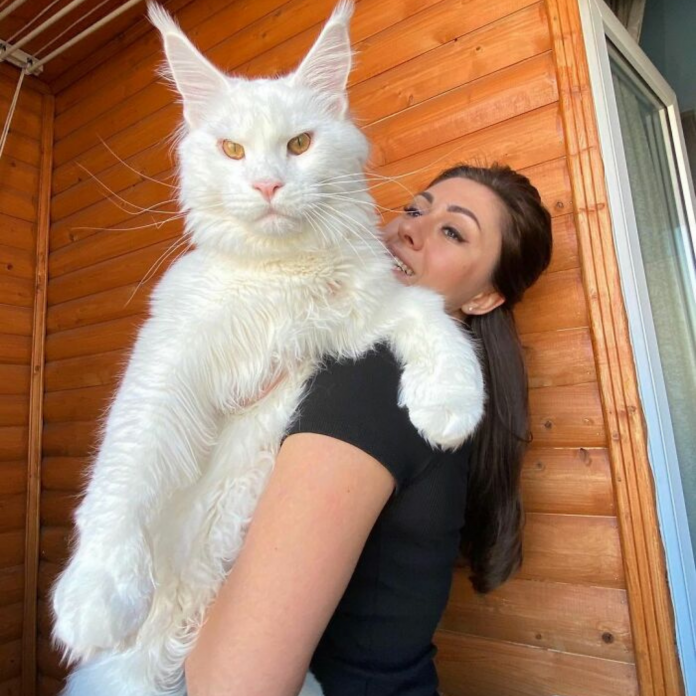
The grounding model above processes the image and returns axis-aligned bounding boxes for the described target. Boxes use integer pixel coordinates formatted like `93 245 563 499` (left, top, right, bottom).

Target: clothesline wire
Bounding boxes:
32 0 113 58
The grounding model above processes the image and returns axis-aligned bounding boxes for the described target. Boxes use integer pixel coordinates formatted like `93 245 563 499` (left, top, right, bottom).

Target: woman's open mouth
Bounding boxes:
392 255 415 276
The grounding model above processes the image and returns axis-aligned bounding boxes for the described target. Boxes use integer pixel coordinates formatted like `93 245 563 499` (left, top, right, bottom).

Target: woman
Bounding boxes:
185 163 553 696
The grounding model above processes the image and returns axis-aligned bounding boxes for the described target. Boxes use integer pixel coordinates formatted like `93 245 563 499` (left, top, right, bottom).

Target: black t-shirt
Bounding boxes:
285 344 471 696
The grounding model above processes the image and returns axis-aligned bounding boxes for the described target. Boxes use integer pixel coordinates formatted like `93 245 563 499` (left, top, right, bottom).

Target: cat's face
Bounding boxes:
149 1 369 257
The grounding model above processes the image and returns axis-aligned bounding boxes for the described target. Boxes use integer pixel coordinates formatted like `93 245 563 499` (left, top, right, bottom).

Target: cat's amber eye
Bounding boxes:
287 132 312 156
221 140 245 160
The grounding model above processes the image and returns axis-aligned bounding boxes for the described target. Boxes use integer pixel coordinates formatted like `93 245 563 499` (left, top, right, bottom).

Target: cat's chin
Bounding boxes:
254 212 303 237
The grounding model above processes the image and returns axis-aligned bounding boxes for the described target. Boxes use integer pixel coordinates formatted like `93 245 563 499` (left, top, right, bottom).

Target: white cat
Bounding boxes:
51 2 484 694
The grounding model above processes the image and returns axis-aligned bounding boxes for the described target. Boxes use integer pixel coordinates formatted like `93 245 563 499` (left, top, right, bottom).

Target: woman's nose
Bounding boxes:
398 218 423 249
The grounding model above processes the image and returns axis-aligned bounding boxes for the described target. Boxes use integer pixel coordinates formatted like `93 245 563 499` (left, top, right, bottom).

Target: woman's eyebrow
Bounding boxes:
447 205 481 231
415 191 433 203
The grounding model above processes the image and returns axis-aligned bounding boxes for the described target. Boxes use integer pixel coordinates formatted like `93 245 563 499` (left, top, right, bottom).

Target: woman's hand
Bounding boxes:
185 432 395 696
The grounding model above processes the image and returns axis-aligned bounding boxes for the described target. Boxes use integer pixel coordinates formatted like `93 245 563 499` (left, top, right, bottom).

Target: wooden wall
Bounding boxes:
29 0 645 694
0 63 50 696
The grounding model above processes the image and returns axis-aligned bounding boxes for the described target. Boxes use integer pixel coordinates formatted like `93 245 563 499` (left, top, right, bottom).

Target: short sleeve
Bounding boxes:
286 345 436 493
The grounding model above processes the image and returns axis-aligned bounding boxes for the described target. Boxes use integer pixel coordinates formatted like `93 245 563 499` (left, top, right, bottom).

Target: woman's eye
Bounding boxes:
403 206 421 217
443 226 464 242
288 132 312 155
221 140 245 160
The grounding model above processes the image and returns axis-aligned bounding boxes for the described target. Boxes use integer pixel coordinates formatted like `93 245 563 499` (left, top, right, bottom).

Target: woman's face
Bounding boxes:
382 177 505 317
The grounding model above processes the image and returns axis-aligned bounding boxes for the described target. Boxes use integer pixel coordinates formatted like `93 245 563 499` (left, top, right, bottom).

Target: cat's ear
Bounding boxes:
291 1 354 117
148 2 228 128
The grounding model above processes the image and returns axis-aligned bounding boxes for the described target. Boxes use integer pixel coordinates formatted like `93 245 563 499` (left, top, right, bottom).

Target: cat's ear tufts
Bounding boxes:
148 2 229 129
291 0 354 117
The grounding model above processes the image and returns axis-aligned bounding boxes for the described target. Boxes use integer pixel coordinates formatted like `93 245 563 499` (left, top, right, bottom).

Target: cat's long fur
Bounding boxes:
51 3 485 694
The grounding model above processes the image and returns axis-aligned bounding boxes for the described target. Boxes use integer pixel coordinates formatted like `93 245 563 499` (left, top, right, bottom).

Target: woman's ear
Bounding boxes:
463 289 505 316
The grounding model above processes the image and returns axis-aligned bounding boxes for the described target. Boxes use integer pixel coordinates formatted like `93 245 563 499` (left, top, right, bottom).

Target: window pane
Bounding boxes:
610 45 696 555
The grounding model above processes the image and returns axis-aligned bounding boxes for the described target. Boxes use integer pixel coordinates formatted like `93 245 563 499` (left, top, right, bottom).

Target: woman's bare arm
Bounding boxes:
185 432 395 696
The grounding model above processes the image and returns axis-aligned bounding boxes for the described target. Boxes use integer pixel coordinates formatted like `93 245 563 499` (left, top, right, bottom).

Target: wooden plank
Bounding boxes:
515 267 589 334
24 92 53 696
0 463 26 495
42 458 89 493
39 493 78 528
47 282 153 333
0 567 23 608
529 383 605 447
0 532 24 569
0 305 32 337
547 1 684 692
50 0 196 94
37 675 62 696
51 170 179 249
548 212 579 274
36 639 65 682
39 528 73 566
0 495 24 532
0 399 27 437
441 575 633 662
0 366 30 395
36 562 61 603
520 513 624 588
351 3 549 125
434 630 639 696
54 0 291 118
0 245 35 280
0 160 39 205
45 315 143 363
522 327 596 388
36 599 52 641
44 351 128 392
0 188 37 224
0 130 41 170
0 603 23 643
44 385 114 424
0 334 32 365
240 0 540 86
51 103 181 200
47 239 176 306
366 52 559 168
0 428 27 462
0 213 35 253
0 677 21 696
41 423 98 459
0 276 33 308
522 447 615 516
0 641 21 682
50 140 175 223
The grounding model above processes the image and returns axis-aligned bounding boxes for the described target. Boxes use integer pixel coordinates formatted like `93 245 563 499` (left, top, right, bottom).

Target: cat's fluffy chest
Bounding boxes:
142 247 386 410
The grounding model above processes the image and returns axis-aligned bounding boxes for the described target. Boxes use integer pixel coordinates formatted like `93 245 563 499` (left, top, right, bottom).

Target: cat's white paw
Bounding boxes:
52 545 154 661
399 356 485 450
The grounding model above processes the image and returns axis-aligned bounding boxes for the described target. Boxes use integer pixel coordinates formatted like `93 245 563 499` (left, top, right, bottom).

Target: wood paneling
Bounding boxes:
440 575 633 662
434 631 639 696
0 69 47 695
547 0 685 692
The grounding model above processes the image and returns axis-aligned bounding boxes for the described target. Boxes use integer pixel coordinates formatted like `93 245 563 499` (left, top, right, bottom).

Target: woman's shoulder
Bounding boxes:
287 345 439 492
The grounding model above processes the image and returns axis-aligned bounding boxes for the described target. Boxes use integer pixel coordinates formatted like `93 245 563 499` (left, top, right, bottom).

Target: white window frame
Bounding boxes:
579 0 696 692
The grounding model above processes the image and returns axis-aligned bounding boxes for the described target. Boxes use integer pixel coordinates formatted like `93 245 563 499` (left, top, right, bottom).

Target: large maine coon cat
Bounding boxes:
51 3 485 694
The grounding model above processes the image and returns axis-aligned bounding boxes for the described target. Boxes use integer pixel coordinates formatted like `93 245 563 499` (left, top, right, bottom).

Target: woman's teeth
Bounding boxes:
393 257 415 276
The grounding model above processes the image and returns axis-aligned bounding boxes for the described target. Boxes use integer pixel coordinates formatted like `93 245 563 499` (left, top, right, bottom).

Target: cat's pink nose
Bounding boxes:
253 180 284 201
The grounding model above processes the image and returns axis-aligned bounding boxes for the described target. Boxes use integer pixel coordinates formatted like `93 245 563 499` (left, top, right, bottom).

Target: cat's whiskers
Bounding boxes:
76 162 180 217
317 191 402 216
310 204 370 271
312 201 385 264
126 234 191 306
98 135 179 190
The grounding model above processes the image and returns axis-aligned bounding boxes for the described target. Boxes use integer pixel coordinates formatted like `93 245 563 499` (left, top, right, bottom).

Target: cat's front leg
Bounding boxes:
389 286 485 450
52 326 221 662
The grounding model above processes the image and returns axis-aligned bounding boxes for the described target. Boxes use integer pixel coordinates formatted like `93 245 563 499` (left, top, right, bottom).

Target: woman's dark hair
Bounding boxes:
428 163 552 594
